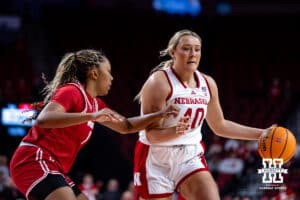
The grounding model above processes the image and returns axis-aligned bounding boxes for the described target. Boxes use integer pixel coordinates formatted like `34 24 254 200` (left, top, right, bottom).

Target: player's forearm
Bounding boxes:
102 111 165 134
36 111 93 128
212 119 263 140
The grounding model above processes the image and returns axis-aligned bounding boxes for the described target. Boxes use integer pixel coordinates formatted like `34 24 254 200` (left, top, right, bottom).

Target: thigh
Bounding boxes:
29 173 82 200
139 197 173 200
148 198 173 200
45 186 77 200
178 171 220 200
76 193 89 200
44 185 88 200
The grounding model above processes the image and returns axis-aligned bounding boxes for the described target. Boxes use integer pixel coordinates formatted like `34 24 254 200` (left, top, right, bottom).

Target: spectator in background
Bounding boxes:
120 190 134 200
216 151 245 195
0 155 9 182
0 177 25 200
78 173 99 200
0 155 15 199
217 152 244 176
224 139 240 152
206 135 224 157
272 184 296 200
126 180 135 195
103 178 121 200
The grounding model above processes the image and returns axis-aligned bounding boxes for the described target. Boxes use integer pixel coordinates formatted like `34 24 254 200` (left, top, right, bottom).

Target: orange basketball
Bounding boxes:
258 126 297 163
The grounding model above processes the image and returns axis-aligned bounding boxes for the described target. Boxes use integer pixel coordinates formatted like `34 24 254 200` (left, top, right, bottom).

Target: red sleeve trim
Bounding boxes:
160 70 173 101
202 73 212 99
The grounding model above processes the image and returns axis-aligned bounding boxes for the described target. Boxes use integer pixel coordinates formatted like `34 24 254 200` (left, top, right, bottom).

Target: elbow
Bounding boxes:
35 115 52 128
118 119 136 134
210 125 225 137
118 129 129 134
146 134 160 144
209 119 227 137
117 126 136 134
213 130 224 137
35 118 47 128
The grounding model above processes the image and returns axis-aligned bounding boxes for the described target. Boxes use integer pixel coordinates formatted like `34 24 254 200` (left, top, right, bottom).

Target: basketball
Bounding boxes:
258 126 297 163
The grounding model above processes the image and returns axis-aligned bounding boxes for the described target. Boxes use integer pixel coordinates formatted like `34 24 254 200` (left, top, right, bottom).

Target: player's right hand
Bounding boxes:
92 108 123 123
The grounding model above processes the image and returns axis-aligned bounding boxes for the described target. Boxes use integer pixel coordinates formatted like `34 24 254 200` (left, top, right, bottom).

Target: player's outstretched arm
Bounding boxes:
35 102 123 128
98 104 180 134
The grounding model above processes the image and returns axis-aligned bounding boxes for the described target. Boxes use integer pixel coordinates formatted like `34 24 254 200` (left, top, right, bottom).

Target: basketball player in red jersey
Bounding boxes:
134 30 272 200
9 49 189 200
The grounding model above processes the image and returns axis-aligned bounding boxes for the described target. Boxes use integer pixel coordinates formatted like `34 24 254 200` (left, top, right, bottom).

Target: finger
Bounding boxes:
271 124 278 128
108 114 123 122
183 116 190 122
166 110 179 117
111 114 123 121
176 127 186 135
168 104 180 112
97 115 110 123
176 122 190 134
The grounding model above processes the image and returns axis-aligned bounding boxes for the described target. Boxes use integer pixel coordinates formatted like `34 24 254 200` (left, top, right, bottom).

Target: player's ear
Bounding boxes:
170 51 174 58
88 67 99 80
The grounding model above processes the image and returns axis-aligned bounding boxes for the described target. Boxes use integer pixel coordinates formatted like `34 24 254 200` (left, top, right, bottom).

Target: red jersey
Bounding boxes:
22 83 107 173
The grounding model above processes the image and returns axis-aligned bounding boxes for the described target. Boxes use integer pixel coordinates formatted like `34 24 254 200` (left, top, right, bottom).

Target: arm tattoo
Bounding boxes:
124 118 133 130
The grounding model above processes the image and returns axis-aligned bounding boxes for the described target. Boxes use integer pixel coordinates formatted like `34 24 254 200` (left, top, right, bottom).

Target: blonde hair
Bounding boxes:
43 49 106 103
150 29 202 74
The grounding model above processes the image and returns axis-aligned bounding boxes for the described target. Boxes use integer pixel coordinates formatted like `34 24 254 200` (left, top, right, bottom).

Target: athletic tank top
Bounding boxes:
139 67 211 146
22 82 107 173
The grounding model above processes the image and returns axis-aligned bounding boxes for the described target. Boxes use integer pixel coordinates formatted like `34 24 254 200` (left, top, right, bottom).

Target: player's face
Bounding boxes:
172 35 201 72
96 59 113 96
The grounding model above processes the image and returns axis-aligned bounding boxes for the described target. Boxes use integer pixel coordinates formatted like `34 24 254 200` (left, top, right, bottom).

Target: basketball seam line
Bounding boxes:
270 127 277 159
278 128 288 160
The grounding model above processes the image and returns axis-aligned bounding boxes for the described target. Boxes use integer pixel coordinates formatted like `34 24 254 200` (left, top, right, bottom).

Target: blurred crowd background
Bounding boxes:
0 0 299 199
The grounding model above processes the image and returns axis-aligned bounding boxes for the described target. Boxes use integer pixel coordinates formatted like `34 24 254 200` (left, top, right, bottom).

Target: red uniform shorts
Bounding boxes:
10 142 75 199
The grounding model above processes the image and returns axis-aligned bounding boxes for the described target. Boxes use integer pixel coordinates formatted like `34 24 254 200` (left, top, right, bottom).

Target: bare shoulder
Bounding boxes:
202 73 217 88
142 71 170 97
145 71 168 86
140 70 171 113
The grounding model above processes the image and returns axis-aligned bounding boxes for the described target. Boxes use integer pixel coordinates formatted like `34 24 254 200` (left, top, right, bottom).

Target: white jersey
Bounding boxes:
139 67 211 146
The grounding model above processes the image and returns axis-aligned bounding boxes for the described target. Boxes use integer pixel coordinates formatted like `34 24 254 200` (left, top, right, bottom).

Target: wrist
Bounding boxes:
156 110 165 118
86 113 94 121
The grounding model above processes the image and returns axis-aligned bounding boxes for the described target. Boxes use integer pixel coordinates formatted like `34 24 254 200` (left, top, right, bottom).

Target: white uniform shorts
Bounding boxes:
133 141 208 199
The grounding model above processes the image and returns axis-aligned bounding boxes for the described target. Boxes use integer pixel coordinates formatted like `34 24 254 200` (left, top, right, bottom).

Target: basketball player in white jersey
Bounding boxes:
134 30 271 200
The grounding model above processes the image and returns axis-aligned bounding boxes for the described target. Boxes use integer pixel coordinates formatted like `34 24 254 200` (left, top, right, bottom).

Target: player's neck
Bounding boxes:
85 83 97 98
172 66 194 83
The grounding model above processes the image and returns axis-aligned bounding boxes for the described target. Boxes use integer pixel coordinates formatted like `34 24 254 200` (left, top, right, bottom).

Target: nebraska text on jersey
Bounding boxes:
174 97 208 105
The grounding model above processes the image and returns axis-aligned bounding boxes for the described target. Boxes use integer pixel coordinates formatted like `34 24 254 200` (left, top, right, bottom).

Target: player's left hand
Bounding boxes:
175 116 190 135
262 124 278 137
